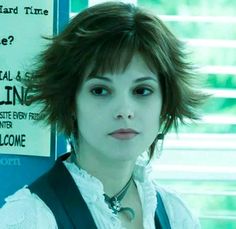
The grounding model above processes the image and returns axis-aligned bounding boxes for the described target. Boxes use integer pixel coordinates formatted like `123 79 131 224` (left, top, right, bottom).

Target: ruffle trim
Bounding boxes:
64 160 157 229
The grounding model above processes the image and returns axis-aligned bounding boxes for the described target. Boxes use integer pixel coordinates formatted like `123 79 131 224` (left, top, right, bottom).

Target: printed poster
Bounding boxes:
0 0 54 156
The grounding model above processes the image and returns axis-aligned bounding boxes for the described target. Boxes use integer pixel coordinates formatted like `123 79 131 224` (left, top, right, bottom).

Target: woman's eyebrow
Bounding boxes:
86 76 112 82
135 77 158 83
86 76 158 83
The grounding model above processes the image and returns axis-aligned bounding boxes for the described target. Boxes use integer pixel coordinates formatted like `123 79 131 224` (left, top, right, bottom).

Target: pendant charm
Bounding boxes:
103 176 134 218
111 197 121 213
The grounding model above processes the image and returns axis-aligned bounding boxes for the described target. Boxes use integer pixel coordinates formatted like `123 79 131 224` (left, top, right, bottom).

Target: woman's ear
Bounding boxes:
152 133 165 159
155 133 164 158
72 114 78 134
148 133 165 161
68 115 79 153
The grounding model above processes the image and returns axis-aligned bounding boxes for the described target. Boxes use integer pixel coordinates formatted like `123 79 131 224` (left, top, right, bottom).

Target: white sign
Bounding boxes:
0 0 54 157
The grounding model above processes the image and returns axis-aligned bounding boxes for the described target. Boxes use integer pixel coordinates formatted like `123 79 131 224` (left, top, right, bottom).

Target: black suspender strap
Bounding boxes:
155 191 171 229
28 153 97 229
29 153 171 229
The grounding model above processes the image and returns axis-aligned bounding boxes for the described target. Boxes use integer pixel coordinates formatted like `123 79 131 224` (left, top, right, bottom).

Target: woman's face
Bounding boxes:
75 54 162 163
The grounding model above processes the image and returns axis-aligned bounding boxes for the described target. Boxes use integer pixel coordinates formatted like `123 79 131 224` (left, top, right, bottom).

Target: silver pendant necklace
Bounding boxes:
104 176 135 220
71 151 135 220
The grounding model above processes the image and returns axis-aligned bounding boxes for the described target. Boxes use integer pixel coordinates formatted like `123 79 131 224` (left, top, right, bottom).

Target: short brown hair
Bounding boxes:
25 2 207 157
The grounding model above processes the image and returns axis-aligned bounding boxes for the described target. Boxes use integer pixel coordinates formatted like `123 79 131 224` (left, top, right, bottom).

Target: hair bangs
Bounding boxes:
85 31 139 79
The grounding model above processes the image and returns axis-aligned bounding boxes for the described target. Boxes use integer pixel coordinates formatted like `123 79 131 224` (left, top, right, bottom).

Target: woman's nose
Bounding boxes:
113 97 135 120
115 112 135 120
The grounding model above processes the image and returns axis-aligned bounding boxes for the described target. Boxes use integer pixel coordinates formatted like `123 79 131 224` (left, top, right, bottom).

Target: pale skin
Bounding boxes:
70 53 163 229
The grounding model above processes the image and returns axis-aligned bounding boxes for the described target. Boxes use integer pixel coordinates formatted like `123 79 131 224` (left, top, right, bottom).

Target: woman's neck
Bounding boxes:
72 151 136 197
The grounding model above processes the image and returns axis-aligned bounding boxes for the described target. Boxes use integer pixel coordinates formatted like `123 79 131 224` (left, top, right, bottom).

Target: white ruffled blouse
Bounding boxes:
0 161 200 229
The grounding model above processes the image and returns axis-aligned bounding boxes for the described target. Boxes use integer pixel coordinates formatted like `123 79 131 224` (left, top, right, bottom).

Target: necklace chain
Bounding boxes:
104 176 135 220
71 151 135 220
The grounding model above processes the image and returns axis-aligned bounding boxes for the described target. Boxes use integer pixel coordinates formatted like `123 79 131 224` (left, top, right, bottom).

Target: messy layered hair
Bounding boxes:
26 2 207 158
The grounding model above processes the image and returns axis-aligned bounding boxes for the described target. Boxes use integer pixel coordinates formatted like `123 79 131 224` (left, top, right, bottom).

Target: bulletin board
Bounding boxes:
0 0 69 206
0 1 54 157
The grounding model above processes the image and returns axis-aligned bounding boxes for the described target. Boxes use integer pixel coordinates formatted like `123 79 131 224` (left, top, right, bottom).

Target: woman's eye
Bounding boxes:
90 87 109 96
134 87 153 96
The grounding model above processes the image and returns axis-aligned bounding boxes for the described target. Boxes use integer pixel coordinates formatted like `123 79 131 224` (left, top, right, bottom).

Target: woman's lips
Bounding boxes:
110 132 138 140
109 129 139 140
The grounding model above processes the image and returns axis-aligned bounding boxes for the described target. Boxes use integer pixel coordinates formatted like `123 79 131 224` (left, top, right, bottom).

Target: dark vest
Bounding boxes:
28 153 171 229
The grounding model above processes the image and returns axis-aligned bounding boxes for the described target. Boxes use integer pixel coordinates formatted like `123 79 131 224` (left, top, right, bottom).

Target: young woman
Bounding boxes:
0 2 206 228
